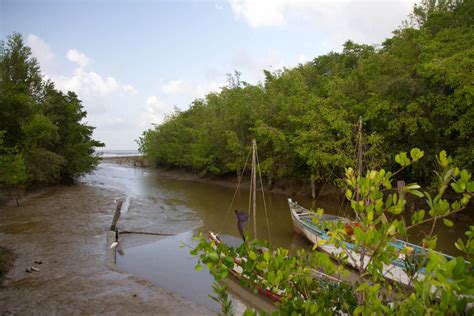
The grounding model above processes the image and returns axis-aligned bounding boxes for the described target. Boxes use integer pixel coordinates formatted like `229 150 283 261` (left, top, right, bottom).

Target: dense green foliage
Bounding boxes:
0 33 103 197
191 150 474 315
139 0 473 190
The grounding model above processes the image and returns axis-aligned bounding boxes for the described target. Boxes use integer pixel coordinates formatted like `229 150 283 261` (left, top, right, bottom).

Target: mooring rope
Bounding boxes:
256 148 272 243
247 161 253 236
219 146 252 234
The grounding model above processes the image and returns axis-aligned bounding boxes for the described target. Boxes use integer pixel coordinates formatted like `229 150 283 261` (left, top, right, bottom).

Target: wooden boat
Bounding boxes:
208 231 283 302
288 198 455 286
208 231 344 302
207 140 344 304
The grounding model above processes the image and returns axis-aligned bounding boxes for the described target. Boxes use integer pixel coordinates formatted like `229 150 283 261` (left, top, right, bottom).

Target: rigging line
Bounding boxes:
255 147 272 243
343 200 351 220
219 146 252 233
248 162 253 237
337 194 345 217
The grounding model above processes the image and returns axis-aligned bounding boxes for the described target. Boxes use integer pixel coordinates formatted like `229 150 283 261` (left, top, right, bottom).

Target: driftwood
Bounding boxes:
119 230 175 236
109 199 123 231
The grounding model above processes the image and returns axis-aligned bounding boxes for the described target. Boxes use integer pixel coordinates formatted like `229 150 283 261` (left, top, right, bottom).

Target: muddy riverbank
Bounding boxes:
0 184 211 314
4 158 467 314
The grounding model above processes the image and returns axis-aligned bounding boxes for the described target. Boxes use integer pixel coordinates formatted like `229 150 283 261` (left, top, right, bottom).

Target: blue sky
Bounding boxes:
1 0 417 150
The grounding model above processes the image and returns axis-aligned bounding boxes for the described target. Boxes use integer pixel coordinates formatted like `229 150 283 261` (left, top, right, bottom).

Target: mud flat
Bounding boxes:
0 184 211 315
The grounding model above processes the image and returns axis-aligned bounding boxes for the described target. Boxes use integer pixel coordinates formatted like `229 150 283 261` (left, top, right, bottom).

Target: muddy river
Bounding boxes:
81 161 472 313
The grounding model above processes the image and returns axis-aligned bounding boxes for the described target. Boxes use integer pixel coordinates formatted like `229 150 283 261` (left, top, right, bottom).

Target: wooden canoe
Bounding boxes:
288 198 455 286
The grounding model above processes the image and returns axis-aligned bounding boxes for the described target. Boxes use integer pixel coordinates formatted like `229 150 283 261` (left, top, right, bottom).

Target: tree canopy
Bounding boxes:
0 33 103 198
139 0 473 191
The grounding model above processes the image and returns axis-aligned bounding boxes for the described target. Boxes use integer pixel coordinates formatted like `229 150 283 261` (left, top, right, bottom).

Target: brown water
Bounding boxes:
81 162 472 312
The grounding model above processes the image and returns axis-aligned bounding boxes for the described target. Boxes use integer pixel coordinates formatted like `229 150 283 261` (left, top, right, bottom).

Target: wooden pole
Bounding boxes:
252 139 257 239
356 117 363 202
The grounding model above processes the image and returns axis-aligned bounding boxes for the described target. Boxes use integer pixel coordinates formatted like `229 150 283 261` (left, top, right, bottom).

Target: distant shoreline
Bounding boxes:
95 150 141 158
101 155 145 167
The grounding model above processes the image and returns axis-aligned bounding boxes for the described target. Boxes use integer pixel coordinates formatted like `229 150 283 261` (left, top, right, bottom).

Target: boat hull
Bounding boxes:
287 198 428 286
208 232 282 302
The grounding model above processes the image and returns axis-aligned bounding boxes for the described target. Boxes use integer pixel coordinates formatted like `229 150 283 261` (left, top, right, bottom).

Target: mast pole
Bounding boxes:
356 116 363 202
252 139 257 239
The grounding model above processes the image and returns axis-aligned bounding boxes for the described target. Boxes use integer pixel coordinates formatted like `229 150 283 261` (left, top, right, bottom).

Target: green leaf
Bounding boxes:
224 256 234 268
390 206 403 215
256 262 267 271
357 282 370 292
194 264 203 271
467 181 474 193
243 309 257 316
405 183 420 190
451 183 464 193
443 218 453 227
375 199 383 212
367 210 374 223
387 224 396 236
209 252 219 261
460 169 470 182
263 251 271 262
345 189 353 200
438 150 449 167
354 306 364 315
410 148 424 161
395 153 402 165
454 240 465 251
249 251 257 261
353 227 365 243
267 271 276 284
411 209 425 225
408 189 424 198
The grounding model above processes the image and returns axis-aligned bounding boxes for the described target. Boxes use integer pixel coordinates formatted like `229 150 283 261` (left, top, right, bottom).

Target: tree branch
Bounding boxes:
405 206 467 230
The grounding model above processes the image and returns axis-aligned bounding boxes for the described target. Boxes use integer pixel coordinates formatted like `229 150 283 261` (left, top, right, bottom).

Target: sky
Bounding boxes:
1 0 418 150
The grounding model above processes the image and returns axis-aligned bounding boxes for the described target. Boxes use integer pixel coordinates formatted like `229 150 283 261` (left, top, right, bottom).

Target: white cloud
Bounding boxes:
229 0 286 27
26 34 57 75
161 79 185 95
66 49 90 68
228 0 417 48
26 34 141 149
195 81 224 98
26 34 136 99
143 95 171 126
297 54 309 64
54 68 120 96
160 78 224 100
123 84 138 95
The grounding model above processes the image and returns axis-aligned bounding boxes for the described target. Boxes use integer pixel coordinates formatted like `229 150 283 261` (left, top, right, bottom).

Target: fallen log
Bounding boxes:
119 230 175 236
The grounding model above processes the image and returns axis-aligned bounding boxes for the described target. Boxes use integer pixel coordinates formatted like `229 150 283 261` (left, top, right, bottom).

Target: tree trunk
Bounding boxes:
237 167 242 183
268 177 273 190
310 174 316 199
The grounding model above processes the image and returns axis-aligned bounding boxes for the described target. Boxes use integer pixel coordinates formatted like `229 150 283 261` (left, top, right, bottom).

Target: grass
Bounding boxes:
0 247 14 286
